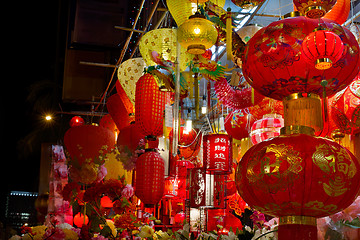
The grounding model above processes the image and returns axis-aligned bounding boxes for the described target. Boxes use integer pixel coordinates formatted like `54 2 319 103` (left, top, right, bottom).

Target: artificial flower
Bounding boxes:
139 225 155 238
153 230 170 240
63 228 80 240
121 184 134 199
250 211 266 229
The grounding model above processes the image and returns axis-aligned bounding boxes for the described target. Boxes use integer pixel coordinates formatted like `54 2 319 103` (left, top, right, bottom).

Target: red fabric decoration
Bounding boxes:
224 110 253 140
236 133 360 237
64 125 115 165
250 114 284 145
203 134 232 174
135 150 165 207
70 116 84 127
107 93 133 131
74 213 89 227
302 30 344 70
135 73 166 139
242 16 359 100
248 97 284 120
293 0 337 18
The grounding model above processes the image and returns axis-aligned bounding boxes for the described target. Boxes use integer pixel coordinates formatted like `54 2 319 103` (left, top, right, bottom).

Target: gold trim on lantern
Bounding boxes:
188 44 206 55
279 216 317 226
280 125 315 135
282 11 302 19
315 58 332 70
305 6 326 19
284 92 320 101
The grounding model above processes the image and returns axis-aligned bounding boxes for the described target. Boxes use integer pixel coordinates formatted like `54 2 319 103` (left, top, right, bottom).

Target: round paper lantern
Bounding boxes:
107 93 133 132
117 58 146 106
178 13 218 55
74 213 89 227
99 114 118 134
302 30 345 70
135 150 165 207
231 0 265 10
203 134 232 174
64 125 115 165
117 123 144 152
224 110 253 140
139 28 193 71
236 127 360 239
250 114 284 145
169 127 202 160
100 196 114 208
323 0 350 25
242 16 359 101
70 116 84 127
135 73 166 140
293 0 337 18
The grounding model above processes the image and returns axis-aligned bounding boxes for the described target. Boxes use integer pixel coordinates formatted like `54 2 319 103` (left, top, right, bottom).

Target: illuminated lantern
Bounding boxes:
135 150 165 207
64 125 115 165
231 0 265 10
293 0 337 18
174 212 186 224
178 13 218 55
203 134 232 174
302 29 345 70
74 213 89 227
250 114 284 145
100 196 114 208
135 73 166 141
169 127 201 160
236 126 360 240
242 16 359 101
164 176 179 198
224 110 253 140
107 93 133 132
70 116 84 127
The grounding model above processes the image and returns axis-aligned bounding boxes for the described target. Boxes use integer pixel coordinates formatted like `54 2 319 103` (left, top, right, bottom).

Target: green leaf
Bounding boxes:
133 222 142 228
149 216 157 221
341 217 360 229
130 214 137 221
100 225 112 238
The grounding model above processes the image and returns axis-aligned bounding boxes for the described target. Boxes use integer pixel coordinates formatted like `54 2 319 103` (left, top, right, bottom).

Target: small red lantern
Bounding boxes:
73 212 89 227
70 116 84 127
236 127 360 239
135 73 166 140
174 212 186 224
224 110 253 140
203 134 232 174
169 127 202 160
302 29 345 70
135 150 165 207
250 114 284 145
164 176 179 198
293 0 337 18
100 196 114 208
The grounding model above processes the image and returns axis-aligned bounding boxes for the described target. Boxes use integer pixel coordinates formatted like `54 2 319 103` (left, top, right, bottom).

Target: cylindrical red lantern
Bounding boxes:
73 212 89 228
135 73 166 140
236 127 360 240
70 116 84 127
64 125 115 165
224 110 253 140
302 30 345 70
203 134 232 174
242 16 359 101
250 114 284 145
293 0 337 18
135 150 165 207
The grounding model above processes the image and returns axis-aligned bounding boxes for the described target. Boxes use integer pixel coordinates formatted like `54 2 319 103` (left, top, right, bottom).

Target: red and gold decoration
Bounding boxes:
224 110 253 140
69 116 84 127
135 150 165 207
250 114 284 145
323 0 350 25
231 0 265 10
203 133 232 174
236 127 360 239
293 0 337 18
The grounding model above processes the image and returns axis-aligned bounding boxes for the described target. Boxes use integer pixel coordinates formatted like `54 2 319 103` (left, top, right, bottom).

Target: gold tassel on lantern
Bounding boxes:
226 8 232 61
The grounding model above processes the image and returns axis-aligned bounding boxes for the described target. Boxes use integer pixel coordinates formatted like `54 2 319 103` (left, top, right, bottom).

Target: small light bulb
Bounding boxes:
194 27 201 35
45 115 52 121
201 106 207 114
185 119 192 134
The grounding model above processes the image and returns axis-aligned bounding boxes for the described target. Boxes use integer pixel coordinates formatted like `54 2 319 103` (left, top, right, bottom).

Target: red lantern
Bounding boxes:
250 114 284 145
323 0 350 25
107 93 133 132
135 73 166 140
231 0 265 10
242 16 359 101
70 116 84 127
224 110 253 140
189 167 206 207
203 134 232 174
236 128 360 239
73 212 89 227
64 125 115 165
164 176 179 198
169 127 202 160
248 97 284 120
174 212 186 224
302 30 345 70
293 0 337 18
100 196 114 208
99 114 118 133
117 123 145 152
135 150 165 207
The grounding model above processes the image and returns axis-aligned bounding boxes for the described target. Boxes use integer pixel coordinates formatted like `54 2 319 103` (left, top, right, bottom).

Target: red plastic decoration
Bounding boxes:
107 93 133 131
100 196 114 208
70 116 84 127
64 125 115 165
250 114 284 145
242 16 359 100
203 134 232 174
135 73 166 139
236 133 360 239
73 213 89 227
224 110 253 140
135 150 165 207
293 0 337 18
302 30 345 70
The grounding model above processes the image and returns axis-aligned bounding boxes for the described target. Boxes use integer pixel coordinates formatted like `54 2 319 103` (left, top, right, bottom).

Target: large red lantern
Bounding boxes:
203 134 232 174
293 0 337 18
242 16 359 101
135 150 165 207
135 73 166 140
302 29 345 70
236 127 360 240
64 125 115 165
250 114 284 145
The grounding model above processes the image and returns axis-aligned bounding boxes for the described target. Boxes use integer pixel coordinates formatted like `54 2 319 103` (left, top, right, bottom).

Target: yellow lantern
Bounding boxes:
139 28 193 71
178 13 218 55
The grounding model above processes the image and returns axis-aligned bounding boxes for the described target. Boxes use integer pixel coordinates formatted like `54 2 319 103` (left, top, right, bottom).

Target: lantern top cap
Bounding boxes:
282 11 302 19
283 92 320 101
189 12 206 20
280 125 315 135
